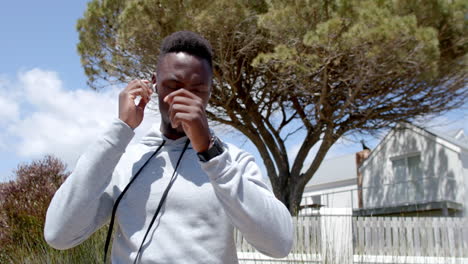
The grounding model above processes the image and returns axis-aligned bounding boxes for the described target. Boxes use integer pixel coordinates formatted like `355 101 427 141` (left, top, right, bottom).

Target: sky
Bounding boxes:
0 1 467 183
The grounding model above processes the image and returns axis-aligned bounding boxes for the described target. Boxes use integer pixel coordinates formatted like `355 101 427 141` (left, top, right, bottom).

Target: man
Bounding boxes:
44 31 293 264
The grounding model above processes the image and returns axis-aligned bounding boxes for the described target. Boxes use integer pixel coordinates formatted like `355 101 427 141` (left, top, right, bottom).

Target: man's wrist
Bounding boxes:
118 117 136 130
192 132 212 152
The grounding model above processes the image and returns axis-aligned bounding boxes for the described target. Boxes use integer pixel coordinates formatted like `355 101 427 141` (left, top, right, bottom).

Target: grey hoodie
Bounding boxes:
44 118 293 263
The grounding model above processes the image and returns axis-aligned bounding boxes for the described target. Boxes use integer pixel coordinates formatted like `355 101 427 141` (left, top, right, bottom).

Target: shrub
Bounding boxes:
0 155 108 263
0 155 67 253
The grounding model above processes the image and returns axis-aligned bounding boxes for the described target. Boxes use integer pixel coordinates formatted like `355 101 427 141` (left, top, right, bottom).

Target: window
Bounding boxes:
407 155 422 180
391 154 423 203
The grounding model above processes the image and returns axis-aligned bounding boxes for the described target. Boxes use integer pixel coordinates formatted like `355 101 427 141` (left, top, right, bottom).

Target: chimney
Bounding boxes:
356 149 370 209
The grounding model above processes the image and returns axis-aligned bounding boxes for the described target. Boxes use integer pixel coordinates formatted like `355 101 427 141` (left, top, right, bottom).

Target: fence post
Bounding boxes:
319 208 353 264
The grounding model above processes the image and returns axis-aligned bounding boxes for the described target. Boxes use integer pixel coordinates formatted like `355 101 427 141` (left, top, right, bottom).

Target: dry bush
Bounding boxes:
0 155 68 260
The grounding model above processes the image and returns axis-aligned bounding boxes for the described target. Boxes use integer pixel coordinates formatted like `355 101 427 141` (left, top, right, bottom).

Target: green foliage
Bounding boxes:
257 0 466 81
76 0 270 88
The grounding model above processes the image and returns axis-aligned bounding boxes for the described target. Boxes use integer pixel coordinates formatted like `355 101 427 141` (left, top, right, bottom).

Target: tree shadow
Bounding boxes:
362 125 459 215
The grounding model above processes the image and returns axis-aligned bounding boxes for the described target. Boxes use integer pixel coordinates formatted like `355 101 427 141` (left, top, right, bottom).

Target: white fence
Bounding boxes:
236 216 468 264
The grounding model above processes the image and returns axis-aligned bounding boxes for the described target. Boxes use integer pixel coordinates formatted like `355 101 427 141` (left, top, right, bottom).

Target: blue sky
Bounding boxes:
0 1 466 183
0 0 90 180
0 1 89 90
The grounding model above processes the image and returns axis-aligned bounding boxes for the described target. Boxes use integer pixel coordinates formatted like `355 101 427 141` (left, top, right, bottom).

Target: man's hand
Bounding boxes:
119 80 153 129
164 89 211 152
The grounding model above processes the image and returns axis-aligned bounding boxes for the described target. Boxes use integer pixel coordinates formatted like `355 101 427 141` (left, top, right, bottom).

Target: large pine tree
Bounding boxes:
76 0 467 214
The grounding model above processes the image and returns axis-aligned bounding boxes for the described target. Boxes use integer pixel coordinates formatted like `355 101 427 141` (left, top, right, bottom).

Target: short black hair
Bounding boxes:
158 31 213 70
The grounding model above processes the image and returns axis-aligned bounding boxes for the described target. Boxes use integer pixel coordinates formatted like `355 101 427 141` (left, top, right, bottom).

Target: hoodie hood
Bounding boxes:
139 123 192 150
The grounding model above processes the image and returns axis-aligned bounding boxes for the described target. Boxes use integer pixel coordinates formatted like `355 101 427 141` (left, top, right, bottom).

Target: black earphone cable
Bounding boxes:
103 139 191 264
133 139 190 264
103 140 166 263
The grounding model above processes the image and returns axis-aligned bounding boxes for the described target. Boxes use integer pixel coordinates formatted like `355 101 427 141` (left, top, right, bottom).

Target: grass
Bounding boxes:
0 227 107 264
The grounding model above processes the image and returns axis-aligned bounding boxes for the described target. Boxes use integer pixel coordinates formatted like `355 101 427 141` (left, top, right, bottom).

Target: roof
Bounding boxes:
425 127 468 150
306 153 356 186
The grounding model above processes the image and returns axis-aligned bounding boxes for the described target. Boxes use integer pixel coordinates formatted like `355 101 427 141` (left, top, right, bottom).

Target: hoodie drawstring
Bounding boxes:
133 139 190 264
103 139 191 263
104 140 167 263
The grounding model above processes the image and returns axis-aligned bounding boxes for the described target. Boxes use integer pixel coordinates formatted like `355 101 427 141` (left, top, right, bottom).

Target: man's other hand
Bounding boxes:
119 79 153 129
164 88 211 152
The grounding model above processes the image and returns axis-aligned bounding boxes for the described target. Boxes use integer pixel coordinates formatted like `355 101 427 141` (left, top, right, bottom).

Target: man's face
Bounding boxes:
155 52 212 137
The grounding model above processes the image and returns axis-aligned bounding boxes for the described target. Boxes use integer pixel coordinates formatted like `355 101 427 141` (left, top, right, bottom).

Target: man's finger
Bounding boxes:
129 88 150 103
171 112 193 129
168 96 200 107
164 88 198 104
126 79 151 93
168 104 196 128
137 94 149 109
137 79 152 94
128 89 147 101
137 80 153 100
123 79 139 92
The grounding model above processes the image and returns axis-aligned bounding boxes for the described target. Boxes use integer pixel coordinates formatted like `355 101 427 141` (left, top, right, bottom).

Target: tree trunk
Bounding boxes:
270 170 307 216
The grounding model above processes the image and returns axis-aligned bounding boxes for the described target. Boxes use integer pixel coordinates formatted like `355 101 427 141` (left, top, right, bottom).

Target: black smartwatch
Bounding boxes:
197 136 224 162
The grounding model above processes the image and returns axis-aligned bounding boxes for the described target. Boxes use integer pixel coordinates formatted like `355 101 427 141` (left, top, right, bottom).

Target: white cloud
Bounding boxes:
0 95 19 125
0 68 160 169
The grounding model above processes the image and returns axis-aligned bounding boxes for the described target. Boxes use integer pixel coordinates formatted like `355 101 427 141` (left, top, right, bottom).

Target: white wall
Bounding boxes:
301 184 358 216
461 151 468 216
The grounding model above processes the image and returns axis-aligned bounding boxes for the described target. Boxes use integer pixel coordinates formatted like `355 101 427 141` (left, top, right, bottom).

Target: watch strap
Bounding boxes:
197 136 224 162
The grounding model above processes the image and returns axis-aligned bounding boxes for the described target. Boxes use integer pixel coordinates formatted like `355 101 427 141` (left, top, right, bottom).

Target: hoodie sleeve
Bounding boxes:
44 118 134 250
200 144 294 258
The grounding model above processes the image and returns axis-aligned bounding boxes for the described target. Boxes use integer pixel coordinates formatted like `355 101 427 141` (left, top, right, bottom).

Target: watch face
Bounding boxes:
197 137 224 162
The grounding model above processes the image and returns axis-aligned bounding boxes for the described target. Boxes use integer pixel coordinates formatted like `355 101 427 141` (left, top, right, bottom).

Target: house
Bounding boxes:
300 153 361 215
300 123 468 217
356 123 468 217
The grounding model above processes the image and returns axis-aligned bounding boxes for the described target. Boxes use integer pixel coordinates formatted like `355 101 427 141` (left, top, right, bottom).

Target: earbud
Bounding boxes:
152 83 157 93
